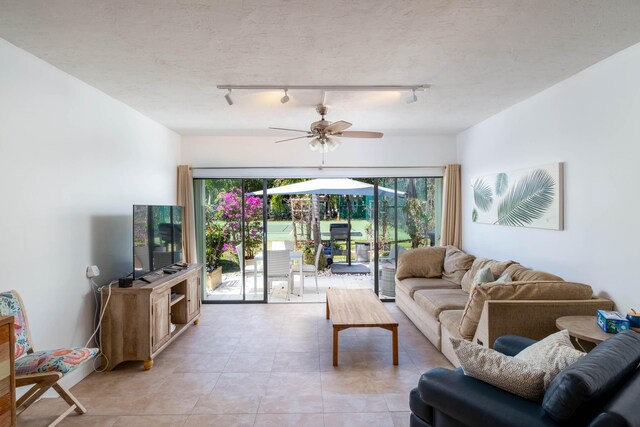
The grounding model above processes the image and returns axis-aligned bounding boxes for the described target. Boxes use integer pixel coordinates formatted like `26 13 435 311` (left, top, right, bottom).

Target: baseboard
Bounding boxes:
16 360 96 399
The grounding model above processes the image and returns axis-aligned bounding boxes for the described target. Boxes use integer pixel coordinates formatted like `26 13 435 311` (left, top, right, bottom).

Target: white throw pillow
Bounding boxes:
451 338 546 401
515 330 585 388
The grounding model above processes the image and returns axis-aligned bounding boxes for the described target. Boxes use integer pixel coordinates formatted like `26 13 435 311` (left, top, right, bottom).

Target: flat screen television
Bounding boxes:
133 205 183 279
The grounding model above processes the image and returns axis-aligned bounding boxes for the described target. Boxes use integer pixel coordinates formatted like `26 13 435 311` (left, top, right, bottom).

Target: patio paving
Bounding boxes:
205 271 393 303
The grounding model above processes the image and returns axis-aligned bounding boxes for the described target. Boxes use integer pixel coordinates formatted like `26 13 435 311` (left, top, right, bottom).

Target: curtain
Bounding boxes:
177 165 197 263
441 164 462 248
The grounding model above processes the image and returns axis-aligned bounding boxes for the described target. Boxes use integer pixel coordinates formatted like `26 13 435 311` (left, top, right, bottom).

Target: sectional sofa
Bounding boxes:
395 246 613 366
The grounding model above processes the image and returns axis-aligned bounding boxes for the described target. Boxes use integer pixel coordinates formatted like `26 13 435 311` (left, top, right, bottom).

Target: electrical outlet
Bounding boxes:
86 265 100 278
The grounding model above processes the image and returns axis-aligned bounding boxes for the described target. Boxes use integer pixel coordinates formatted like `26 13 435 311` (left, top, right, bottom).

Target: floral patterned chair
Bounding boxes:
0 290 98 426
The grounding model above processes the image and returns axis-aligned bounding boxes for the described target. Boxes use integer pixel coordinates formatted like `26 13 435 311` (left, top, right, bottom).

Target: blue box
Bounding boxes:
597 310 630 334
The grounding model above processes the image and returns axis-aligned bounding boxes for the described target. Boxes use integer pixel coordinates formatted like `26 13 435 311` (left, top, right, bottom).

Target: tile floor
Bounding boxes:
19 302 452 426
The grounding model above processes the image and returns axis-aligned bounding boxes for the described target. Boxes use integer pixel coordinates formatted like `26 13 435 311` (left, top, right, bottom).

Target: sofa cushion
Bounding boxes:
458 281 594 339
451 338 546 401
442 246 475 285
396 247 446 280
542 330 640 422
461 258 517 293
503 264 564 282
396 278 460 298
439 310 465 334
413 289 469 319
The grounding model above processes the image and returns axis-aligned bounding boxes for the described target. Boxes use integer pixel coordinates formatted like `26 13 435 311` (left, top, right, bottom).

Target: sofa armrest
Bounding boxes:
473 298 613 348
418 368 553 427
493 335 537 356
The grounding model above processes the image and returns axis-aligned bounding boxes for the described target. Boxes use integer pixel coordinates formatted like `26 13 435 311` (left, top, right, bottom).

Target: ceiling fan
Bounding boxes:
270 104 383 159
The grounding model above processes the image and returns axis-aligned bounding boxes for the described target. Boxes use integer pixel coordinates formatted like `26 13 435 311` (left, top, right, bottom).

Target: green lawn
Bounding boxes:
265 219 410 243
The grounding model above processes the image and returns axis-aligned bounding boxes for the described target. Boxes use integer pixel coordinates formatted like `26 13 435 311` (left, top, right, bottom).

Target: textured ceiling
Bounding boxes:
1 1 640 135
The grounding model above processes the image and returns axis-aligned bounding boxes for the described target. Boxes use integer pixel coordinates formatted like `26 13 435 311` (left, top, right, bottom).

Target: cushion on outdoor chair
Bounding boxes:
15 347 98 376
0 291 32 358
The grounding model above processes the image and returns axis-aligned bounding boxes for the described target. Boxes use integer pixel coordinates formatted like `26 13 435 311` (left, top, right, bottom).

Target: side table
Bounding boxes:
556 315 612 352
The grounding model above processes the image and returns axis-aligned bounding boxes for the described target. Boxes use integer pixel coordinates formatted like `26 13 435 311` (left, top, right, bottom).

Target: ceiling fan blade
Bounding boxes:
338 131 384 138
269 127 311 134
274 135 313 144
325 121 352 134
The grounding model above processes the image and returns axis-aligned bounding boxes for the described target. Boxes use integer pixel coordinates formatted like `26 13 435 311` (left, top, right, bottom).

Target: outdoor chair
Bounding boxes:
292 243 323 295
259 250 294 300
271 241 294 250
0 290 98 426
236 243 259 294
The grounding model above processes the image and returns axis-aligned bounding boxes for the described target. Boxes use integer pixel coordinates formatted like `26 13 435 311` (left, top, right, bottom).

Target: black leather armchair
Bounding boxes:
410 331 640 427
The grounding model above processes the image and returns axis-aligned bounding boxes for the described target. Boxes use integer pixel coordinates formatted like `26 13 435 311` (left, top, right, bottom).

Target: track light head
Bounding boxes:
406 89 417 104
224 89 233 106
280 89 290 104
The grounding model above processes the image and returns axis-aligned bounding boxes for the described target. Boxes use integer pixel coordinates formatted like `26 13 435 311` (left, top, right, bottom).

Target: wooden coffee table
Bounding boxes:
326 288 399 366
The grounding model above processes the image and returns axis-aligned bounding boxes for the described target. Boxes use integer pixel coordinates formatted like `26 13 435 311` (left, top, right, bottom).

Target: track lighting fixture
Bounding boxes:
224 89 233 106
216 85 430 106
280 89 290 104
406 89 418 104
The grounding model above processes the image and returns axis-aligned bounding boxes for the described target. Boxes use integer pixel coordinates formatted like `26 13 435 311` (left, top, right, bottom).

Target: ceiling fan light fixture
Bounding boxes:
308 138 321 151
406 89 417 104
280 89 290 104
224 89 233 106
326 136 342 152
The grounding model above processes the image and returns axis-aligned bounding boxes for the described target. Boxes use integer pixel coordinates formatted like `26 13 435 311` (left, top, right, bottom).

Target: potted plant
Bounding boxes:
205 221 226 292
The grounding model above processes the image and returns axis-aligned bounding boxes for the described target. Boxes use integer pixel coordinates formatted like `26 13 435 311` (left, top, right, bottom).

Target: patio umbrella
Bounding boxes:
250 178 404 265
249 178 403 197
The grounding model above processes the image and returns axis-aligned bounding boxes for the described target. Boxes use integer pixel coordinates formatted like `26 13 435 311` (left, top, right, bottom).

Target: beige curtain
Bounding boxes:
441 164 462 248
177 165 197 264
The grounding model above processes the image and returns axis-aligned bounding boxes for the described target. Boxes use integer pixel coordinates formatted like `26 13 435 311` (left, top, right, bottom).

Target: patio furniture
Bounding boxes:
330 223 351 264
292 243 323 295
235 243 259 293
255 250 294 300
254 250 303 297
0 290 98 426
271 241 294 250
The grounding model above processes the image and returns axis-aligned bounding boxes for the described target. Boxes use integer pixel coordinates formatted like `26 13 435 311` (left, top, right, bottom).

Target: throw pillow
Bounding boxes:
460 258 517 293
442 246 475 285
473 267 494 286
494 273 512 283
450 338 546 401
515 330 585 387
395 247 446 280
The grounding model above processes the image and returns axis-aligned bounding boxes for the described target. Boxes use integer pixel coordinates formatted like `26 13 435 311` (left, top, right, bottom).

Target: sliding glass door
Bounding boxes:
195 176 443 304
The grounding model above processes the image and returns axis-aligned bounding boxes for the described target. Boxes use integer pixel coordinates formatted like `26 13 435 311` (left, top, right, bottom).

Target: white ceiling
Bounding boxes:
1 1 640 136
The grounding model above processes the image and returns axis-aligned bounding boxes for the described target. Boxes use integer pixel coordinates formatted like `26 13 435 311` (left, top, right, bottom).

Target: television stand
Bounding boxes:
100 264 202 370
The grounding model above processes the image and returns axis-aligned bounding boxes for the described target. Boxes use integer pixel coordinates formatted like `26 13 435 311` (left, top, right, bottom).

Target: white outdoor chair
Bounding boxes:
271 241 294 250
236 243 259 294
259 250 294 300
292 243 323 295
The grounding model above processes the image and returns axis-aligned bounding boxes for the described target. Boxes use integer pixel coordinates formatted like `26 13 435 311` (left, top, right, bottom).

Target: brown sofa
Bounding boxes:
395 246 613 366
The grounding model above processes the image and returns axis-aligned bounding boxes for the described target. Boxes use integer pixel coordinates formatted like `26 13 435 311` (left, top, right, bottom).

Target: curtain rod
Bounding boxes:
190 166 444 170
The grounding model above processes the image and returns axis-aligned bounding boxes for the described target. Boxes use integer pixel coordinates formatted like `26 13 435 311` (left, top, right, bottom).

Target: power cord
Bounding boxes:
86 278 116 373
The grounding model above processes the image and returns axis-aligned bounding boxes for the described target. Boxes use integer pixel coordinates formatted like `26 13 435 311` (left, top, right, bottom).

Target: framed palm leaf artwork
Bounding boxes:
471 163 564 230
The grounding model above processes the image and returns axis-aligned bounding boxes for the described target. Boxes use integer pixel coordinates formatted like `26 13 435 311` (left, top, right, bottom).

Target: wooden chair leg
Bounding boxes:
48 403 77 427
16 376 58 415
52 383 86 414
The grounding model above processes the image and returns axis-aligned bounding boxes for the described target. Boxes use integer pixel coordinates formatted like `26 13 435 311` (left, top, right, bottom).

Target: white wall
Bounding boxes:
0 39 181 386
181 134 457 171
457 42 640 313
